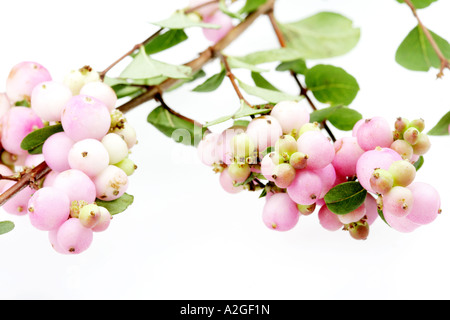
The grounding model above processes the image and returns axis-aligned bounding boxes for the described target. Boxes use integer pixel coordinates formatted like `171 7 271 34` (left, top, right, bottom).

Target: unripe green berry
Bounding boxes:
390 139 413 160
289 152 308 170
370 168 394 194
69 200 89 218
388 160 416 187
272 163 296 189
114 157 137 176
395 117 409 133
79 203 101 229
347 219 369 241
228 162 251 183
409 118 425 132
231 133 255 161
297 122 320 138
297 203 316 216
403 127 419 145
275 135 298 160
412 133 431 155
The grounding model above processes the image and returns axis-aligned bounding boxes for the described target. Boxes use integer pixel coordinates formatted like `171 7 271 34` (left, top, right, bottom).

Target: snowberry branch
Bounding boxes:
403 0 450 78
266 9 336 142
220 54 253 107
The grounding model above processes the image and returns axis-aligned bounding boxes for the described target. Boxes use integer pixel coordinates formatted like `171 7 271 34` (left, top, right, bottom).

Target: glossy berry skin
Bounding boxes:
332 137 365 177
52 169 97 204
356 117 394 151
262 193 300 231
287 170 322 205
68 139 110 177
56 218 93 255
28 187 70 231
42 132 75 172
297 131 335 170
93 165 129 201
406 182 441 225
318 205 344 231
61 95 111 141
382 186 414 218
6 61 52 103
80 81 117 111
30 81 72 122
246 116 283 153
270 101 310 135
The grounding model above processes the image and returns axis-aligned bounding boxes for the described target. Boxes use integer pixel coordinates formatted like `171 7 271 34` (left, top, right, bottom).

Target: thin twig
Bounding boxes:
266 9 336 142
403 0 450 78
220 54 253 107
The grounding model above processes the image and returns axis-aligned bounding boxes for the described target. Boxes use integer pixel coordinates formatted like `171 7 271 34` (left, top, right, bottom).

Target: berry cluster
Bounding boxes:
0 61 137 254
198 101 441 240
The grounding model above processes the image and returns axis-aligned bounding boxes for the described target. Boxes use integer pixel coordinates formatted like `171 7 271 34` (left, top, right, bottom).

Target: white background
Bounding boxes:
0 0 449 300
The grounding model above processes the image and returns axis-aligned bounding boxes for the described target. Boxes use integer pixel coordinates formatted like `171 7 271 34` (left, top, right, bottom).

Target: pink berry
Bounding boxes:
272 163 296 188
364 195 379 226
52 169 97 203
382 186 414 218
338 203 366 224
79 81 117 111
383 209 421 233
246 116 283 153
332 137 365 177
6 61 52 103
287 170 322 205
202 11 234 43
356 117 393 151
2 181 34 216
310 163 337 199
0 93 11 120
318 205 344 231
93 165 128 201
42 132 75 172
297 131 335 170
260 152 276 182
406 182 441 225
92 207 112 232
56 218 93 254
48 229 69 254
262 193 300 231
28 187 70 231
68 139 110 177
31 81 72 122
197 132 221 166
219 167 244 194
61 95 111 141
270 101 310 135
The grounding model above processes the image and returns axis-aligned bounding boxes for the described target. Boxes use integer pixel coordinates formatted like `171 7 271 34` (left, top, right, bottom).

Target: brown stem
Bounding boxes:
99 28 164 80
403 0 449 78
0 162 51 207
118 0 276 113
267 9 336 142
220 54 253 107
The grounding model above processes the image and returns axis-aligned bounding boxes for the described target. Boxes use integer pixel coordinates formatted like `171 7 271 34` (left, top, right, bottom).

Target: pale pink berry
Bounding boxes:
6 61 52 103
356 117 393 151
31 81 72 122
246 116 283 153
28 187 70 231
382 186 414 218
197 132 221 166
0 93 11 121
0 164 14 191
297 131 335 170
219 167 244 194
56 218 93 254
202 11 234 43
260 152 276 182
318 205 344 231
92 207 112 232
352 119 364 137
216 127 246 165
111 122 137 149
68 139 110 177
272 163 296 189
390 139 413 160
332 137 365 177
364 195 379 226
383 209 421 233
406 182 441 225
2 181 34 216
227 162 251 183
79 81 117 111
61 95 111 141
52 169 97 203
93 165 128 201
270 101 310 135
42 132 75 172
48 229 69 254
338 203 366 224
310 163 337 199
1 107 44 155
262 193 300 231
287 170 322 205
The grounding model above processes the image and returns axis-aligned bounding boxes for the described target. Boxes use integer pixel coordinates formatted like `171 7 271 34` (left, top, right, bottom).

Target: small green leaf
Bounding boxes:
396 26 450 72
279 12 360 59
396 0 438 9
413 156 425 171
259 188 267 198
226 56 269 72
327 107 363 131
152 10 221 29
233 120 250 128
237 79 303 104
428 111 450 136
276 59 308 75
377 207 390 227
324 181 367 215
147 106 206 146
251 72 280 91
305 64 360 106
235 48 306 66
205 100 271 127
20 124 64 154
192 69 226 92
0 221 14 235
95 193 134 216
141 29 188 55
219 0 244 20
239 0 267 14
120 46 192 80
167 69 207 92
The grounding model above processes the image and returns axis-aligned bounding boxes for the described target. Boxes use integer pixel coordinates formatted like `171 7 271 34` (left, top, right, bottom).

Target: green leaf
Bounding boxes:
251 72 280 91
396 0 438 9
279 12 360 59
237 79 303 104
233 120 250 128
235 48 306 66
20 124 64 154
167 69 207 92
0 221 14 235
428 111 450 135
305 64 360 106
95 193 134 216
324 181 367 215
205 100 271 127
120 46 192 80
226 56 269 72
141 29 188 55
276 59 308 75
239 0 268 14
413 156 425 171
192 69 226 92
219 0 244 20
327 107 363 131
152 10 221 29
147 106 206 146
395 26 450 72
